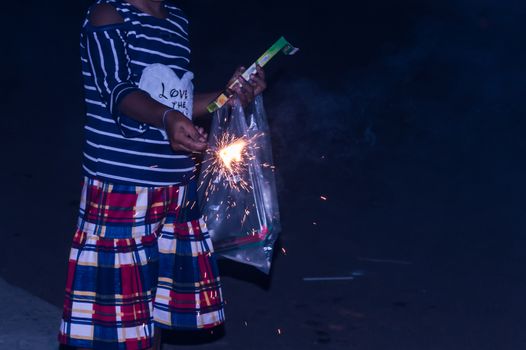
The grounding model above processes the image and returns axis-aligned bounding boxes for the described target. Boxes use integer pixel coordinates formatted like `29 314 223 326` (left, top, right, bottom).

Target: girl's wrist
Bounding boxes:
162 109 175 130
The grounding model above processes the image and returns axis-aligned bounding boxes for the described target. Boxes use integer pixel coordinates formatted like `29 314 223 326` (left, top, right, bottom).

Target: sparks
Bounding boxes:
277 328 282 335
281 247 287 255
199 133 260 194
218 139 247 171
198 131 266 235
320 196 327 201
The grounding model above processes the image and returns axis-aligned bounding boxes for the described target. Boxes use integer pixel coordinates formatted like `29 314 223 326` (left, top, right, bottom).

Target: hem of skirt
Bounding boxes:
154 319 225 331
58 334 153 350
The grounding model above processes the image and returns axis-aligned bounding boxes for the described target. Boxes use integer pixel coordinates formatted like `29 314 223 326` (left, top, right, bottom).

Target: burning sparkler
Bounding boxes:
199 132 262 196
218 138 247 171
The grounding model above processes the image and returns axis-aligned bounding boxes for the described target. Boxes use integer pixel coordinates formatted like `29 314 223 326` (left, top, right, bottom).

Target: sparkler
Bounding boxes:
199 132 262 196
218 139 247 171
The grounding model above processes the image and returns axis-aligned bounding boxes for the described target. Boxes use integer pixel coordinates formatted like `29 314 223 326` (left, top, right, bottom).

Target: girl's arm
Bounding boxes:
87 4 206 152
119 90 207 152
193 91 222 119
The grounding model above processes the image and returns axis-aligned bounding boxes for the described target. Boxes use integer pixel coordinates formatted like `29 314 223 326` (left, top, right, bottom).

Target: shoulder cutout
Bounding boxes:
89 3 124 27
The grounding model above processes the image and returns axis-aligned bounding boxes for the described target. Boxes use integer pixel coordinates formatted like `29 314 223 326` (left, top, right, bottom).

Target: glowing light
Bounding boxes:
218 139 247 171
199 132 261 196
320 196 327 201
281 248 287 255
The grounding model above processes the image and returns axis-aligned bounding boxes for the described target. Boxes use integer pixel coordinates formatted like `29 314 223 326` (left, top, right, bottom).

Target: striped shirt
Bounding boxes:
80 0 195 186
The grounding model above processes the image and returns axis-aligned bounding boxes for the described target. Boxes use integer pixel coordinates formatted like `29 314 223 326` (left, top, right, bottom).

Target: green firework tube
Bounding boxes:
207 36 299 113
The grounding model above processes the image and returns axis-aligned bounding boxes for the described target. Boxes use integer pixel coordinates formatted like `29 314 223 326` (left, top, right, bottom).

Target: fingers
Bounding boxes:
195 126 208 142
172 132 207 153
227 65 266 106
234 66 245 77
228 66 246 88
249 73 266 95
167 115 207 153
177 136 207 153
251 65 267 95
233 76 255 106
256 64 265 80
182 124 207 149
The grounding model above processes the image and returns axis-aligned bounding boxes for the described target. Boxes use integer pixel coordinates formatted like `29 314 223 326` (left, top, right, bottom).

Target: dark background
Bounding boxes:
1 0 525 349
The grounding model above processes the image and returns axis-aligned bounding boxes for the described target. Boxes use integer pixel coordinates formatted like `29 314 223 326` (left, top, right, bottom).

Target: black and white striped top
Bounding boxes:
81 0 194 186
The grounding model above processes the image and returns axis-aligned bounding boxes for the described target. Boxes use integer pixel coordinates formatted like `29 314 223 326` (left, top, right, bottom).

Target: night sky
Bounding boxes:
1 0 525 348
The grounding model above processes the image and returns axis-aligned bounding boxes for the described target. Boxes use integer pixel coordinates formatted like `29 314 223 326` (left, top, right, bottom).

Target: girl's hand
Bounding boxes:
250 64 267 95
164 111 207 153
226 65 267 107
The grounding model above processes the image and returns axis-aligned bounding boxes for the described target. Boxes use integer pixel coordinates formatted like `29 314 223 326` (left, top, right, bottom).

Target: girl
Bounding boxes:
58 1 266 349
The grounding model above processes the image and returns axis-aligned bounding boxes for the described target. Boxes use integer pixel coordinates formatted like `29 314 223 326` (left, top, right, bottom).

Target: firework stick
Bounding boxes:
207 36 299 113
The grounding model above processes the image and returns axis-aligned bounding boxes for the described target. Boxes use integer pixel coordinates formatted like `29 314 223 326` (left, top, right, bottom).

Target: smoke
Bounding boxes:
263 58 421 181
261 0 525 191
266 78 376 167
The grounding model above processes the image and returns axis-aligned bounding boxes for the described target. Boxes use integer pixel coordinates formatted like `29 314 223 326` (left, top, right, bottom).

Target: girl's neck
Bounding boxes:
127 0 167 19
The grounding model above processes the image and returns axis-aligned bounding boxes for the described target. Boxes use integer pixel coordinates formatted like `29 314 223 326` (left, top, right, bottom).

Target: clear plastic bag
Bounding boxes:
198 95 281 274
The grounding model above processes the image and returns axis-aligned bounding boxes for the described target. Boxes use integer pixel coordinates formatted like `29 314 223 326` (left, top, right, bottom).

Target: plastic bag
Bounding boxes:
198 95 281 274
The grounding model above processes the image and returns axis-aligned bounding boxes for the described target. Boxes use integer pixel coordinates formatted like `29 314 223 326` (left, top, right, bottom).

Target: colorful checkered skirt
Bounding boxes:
58 177 224 350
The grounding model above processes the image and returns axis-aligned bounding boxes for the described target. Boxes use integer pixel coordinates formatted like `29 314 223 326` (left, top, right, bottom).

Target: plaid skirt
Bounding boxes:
58 177 224 350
